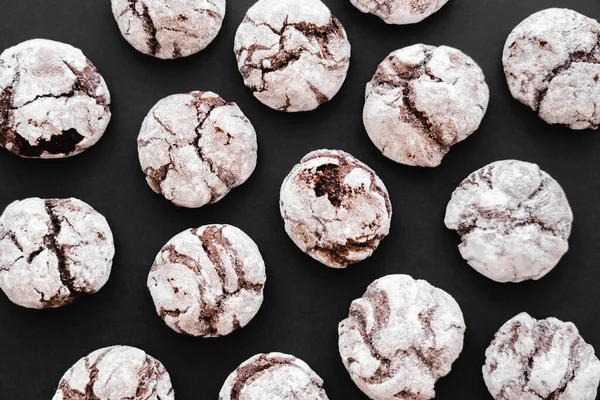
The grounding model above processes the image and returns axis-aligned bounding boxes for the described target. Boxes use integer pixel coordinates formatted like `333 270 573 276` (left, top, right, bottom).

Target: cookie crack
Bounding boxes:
127 0 160 55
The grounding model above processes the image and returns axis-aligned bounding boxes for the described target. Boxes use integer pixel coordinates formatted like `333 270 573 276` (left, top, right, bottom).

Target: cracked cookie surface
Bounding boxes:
137 91 257 208
483 313 600 400
0 197 114 309
350 0 450 25
0 39 111 158
234 0 351 112
338 274 466 400
279 149 392 268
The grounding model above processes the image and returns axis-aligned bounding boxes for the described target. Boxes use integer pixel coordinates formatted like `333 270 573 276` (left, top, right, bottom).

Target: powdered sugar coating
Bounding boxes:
445 160 573 283
279 149 392 268
503 8 600 130
350 0 450 25
338 274 466 400
234 0 351 112
483 313 600 400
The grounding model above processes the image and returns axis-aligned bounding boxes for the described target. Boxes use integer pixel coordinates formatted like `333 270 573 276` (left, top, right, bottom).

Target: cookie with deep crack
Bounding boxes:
0 39 111 158
279 149 392 268
503 8 600 130
0 197 114 309
218 352 328 399
137 91 257 208
483 313 600 400
338 274 466 400
445 160 573 283
52 345 174 400
350 0 450 25
111 0 226 59
234 0 351 112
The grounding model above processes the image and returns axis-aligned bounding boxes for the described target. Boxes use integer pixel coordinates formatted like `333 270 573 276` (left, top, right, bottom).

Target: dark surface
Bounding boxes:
0 0 599 398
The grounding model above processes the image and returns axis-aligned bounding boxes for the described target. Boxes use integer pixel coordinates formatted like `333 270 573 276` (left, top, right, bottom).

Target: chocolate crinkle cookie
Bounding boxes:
111 0 226 59
503 8 600 130
52 345 174 400
483 313 600 400
218 352 328 399
279 149 392 268
338 274 466 400
444 160 573 283
350 0 450 25
0 39 111 158
137 91 257 208
234 0 351 112
364 44 489 167
0 198 114 309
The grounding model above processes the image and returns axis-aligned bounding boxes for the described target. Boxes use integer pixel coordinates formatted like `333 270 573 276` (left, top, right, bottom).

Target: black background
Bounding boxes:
1 0 600 398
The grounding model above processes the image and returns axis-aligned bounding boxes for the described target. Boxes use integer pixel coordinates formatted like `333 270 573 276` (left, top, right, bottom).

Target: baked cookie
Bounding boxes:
137 91 257 208
0 198 114 309
111 0 226 59
234 0 351 112
483 313 600 400
350 0 450 25
363 44 489 167
444 160 573 283
503 8 600 130
0 39 111 158
338 274 466 400
279 149 391 268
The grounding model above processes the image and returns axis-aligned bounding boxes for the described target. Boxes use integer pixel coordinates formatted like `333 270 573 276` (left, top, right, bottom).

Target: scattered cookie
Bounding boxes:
350 0 450 25
234 0 351 112
0 198 114 309
338 274 466 400
444 160 573 283
279 149 392 268
0 39 111 158
137 91 257 208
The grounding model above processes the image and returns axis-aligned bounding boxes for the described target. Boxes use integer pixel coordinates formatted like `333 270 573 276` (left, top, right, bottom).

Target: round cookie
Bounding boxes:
363 44 489 167
338 274 466 400
111 0 226 59
218 352 328 399
0 39 111 158
444 160 573 283
0 197 114 309
483 313 600 400
147 224 266 337
137 91 257 208
350 0 450 25
503 8 600 130
52 345 174 400
279 149 392 268
234 0 351 112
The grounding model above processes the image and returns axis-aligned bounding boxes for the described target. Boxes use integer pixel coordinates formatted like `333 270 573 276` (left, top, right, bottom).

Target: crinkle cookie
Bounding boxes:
338 274 466 400
52 345 174 400
0 198 114 309
137 91 257 208
444 160 573 283
218 352 328 399
111 0 226 59
148 224 266 337
350 0 450 25
503 8 600 130
0 39 111 158
364 44 489 167
279 149 391 268
234 0 351 112
483 313 600 400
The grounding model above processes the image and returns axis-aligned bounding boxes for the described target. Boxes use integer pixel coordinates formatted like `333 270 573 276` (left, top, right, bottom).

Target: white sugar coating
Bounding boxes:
52 345 174 399
111 0 226 59
483 313 600 400
338 274 466 400
503 8 600 130
218 352 328 399
137 91 257 208
147 224 266 337
364 44 489 167
445 160 573 283
279 149 392 269
0 39 111 158
0 198 114 309
350 0 450 25
234 0 351 112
